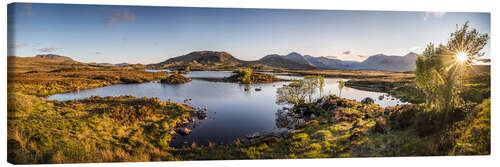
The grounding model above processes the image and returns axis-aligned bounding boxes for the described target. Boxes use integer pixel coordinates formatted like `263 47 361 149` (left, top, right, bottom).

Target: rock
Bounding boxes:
315 96 328 108
378 95 384 101
297 119 305 125
261 136 280 143
177 128 192 136
246 132 261 139
310 113 317 119
298 120 319 128
255 88 262 91
361 97 375 104
195 111 207 120
244 87 250 91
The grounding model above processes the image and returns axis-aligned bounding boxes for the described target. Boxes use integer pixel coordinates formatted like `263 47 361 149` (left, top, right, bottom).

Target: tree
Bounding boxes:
337 80 345 98
276 76 323 106
235 68 253 84
276 80 307 106
415 21 489 114
304 75 324 101
185 66 191 73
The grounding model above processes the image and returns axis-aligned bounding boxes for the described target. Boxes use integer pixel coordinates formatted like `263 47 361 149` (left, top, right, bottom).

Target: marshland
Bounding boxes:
7 3 490 164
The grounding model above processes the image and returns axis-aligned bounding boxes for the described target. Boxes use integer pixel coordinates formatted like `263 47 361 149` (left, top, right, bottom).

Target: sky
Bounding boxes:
7 3 491 64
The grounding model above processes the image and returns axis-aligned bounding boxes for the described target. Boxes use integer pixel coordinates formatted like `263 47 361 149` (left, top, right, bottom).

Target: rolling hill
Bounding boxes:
152 51 243 68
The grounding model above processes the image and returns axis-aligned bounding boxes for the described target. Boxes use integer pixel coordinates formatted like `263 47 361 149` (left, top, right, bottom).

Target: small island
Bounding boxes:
160 73 192 84
225 68 281 84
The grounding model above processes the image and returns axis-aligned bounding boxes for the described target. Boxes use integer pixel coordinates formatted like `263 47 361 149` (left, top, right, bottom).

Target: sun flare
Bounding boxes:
456 52 468 63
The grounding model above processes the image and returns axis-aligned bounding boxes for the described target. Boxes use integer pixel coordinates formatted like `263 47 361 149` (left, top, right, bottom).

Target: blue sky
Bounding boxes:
7 3 490 64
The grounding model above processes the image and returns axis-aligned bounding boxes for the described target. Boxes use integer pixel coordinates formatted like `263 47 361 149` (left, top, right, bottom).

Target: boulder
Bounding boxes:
246 132 261 139
378 95 384 101
177 128 192 136
361 97 375 104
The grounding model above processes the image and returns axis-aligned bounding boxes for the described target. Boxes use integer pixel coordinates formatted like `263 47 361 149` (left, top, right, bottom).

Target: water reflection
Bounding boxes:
47 71 406 148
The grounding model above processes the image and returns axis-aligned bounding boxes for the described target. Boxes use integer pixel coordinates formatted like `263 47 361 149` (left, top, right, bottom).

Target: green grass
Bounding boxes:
7 95 195 164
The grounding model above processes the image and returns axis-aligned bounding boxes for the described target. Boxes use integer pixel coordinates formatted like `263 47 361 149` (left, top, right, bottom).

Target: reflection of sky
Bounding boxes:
8 3 490 64
47 71 407 147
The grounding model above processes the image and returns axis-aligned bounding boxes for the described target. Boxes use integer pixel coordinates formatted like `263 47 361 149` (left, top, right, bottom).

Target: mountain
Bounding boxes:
153 51 243 68
256 56 316 69
152 51 418 72
259 52 417 72
35 54 73 61
260 52 358 69
356 52 417 71
261 52 314 66
115 63 131 66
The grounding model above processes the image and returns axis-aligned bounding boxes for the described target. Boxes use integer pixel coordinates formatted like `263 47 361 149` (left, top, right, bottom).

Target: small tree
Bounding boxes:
276 80 307 106
416 21 489 114
185 66 191 73
304 75 324 101
337 80 345 98
276 76 323 106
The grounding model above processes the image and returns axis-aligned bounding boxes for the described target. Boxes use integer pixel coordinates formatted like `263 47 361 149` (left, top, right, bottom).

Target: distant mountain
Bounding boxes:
153 51 242 68
151 51 418 72
256 56 316 69
259 52 417 72
261 52 314 66
356 52 417 72
260 52 358 69
35 54 73 61
115 63 131 66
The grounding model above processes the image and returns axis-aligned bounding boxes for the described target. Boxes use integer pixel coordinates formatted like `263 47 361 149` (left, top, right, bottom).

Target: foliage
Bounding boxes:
276 75 323 105
227 68 280 84
160 74 192 84
415 21 489 114
439 99 490 155
337 80 345 97
7 95 195 164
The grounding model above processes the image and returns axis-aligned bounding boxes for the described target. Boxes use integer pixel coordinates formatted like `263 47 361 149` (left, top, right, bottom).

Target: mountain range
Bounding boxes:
152 51 418 72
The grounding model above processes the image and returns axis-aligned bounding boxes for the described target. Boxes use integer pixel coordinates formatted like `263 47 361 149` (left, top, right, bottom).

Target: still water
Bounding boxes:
48 71 406 147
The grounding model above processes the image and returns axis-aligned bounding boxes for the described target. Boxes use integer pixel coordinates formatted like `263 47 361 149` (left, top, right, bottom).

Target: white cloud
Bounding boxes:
39 47 58 52
409 46 424 53
424 12 446 20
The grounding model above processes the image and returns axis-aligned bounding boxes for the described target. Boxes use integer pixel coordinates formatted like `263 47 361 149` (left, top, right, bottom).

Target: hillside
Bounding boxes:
152 51 243 68
35 54 74 61
7 56 83 73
